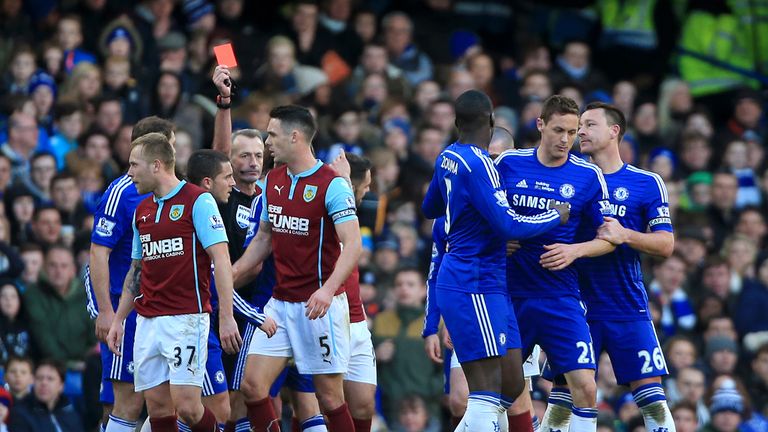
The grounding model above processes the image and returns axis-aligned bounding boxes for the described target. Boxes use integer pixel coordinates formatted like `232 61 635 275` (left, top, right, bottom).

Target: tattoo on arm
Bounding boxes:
125 261 142 296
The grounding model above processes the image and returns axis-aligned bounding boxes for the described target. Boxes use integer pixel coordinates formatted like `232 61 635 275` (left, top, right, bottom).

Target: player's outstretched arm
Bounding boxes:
233 291 276 337
540 238 615 271
107 259 141 355
306 219 362 320
206 242 244 353
467 164 563 239
211 65 233 155
89 244 114 342
233 222 272 288
597 216 674 257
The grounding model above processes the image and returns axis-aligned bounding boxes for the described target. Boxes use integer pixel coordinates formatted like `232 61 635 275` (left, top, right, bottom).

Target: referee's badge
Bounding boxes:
303 185 318 202
169 204 184 221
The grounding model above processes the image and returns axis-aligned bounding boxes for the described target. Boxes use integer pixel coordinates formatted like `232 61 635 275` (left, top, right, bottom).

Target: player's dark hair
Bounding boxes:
540 95 579 124
36 358 66 382
131 132 175 170
454 90 493 133
186 149 231 186
270 105 317 142
583 102 627 142
131 116 175 141
346 152 371 183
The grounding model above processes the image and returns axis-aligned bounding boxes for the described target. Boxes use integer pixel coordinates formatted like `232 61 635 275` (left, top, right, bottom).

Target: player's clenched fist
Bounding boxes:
219 315 243 354
107 321 124 356
212 65 231 97
259 316 277 338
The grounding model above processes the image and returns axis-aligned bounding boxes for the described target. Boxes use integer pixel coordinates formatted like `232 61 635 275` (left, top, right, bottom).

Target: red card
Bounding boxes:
213 43 237 68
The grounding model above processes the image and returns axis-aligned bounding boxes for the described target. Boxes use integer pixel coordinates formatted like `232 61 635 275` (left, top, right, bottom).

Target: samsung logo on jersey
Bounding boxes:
269 214 310 236
441 156 459 174
511 194 564 210
142 237 184 260
608 203 627 217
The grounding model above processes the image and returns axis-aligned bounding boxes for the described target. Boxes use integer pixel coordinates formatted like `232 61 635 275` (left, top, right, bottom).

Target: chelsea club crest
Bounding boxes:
559 183 575 199
613 187 629 201
169 204 184 221
303 185 318 202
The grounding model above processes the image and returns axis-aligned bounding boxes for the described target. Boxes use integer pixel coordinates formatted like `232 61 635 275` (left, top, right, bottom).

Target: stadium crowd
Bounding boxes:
0 0 766 431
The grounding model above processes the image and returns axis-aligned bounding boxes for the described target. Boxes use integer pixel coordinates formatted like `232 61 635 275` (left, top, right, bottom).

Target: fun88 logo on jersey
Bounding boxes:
268 204 310 236
141 234 185 261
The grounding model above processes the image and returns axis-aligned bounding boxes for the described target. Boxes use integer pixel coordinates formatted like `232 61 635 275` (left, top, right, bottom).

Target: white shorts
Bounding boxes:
134 313 209 392
449 344 541 377
344 321 377 385
248 294 350 375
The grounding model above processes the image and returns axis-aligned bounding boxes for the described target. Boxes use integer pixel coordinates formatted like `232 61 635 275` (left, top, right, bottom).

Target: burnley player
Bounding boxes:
422 90 568 431
107 133 241 432
233 105 361 431
330 151 377 432
543 102 676 432
86 116 175 432
494 95 614 432
183 149 278 430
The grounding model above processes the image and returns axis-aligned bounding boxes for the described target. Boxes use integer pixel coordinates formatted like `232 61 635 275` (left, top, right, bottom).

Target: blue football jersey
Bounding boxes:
576 164 673 321
422 142 561 295
89 175 150 297
243 186 276 309
494 148 611 298
423 216 447 338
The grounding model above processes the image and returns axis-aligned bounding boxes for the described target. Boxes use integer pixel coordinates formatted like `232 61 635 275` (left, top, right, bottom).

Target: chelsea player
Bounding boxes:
542 102 676 432
422 90 568 431
494 95 614 432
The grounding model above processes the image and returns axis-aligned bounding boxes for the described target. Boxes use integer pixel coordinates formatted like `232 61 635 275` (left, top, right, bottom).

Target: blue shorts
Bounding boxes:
437 289 520 363
269 365 316 397
203 326 228 397
228 321 258 390
590 319 668 385
513 296 596 376
99 295 137 403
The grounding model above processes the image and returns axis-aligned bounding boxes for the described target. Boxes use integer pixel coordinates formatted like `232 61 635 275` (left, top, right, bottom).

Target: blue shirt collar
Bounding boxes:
287 160 323 179
153 179 186 203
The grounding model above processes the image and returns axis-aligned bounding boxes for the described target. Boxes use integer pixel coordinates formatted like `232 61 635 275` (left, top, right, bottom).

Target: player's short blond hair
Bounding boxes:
131 132 175 171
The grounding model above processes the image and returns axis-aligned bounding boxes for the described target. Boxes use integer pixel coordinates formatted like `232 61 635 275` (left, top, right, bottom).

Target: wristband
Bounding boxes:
216 95 231 109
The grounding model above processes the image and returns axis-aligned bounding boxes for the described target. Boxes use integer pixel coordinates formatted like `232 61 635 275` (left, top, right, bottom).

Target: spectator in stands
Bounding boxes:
24 245 95 369
0 155 11 199
59 62 102 111
722 234 758 294
651 253 696 337
722 140 761 209
381 11 432 86
4 357 34 401
1 112 38 183
149 71 208 148
49 172 88 231
26 153 57 204
679 132 714 179
550 40 607 94
0 281 34 365
1 46 36 97
8 359 83 431
706 336 739 379
708 171 740 250
29 206 62 248
47 102 83 170
287 0 335 68
672 367 710 426
392 394 440 432
252 35 328 101
102 56 143 123
658 79 693 144
56 14 96 73
374 267 441 422
734 255 768 338
28 72 56 135
93 96 124 138
348 42 407 99
66 127 119 184
672 400 700 432
17 244 43 290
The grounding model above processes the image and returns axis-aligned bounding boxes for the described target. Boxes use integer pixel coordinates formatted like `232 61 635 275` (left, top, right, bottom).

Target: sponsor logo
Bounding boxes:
268 204 283 214
236 204 250 229
511 194 565 210
210 214 225 230
141 237 184 260
274 185 284 195
140 213 151 223
608 203 627 217
559 183 575 198
613 187 629 201
657 206 670 218
169 204 184 221
345 195 356 209
95 217 115 237
303 185 318 202
516 179 528 188
269 213 310 236
139 234 151 243
534 181 554 192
